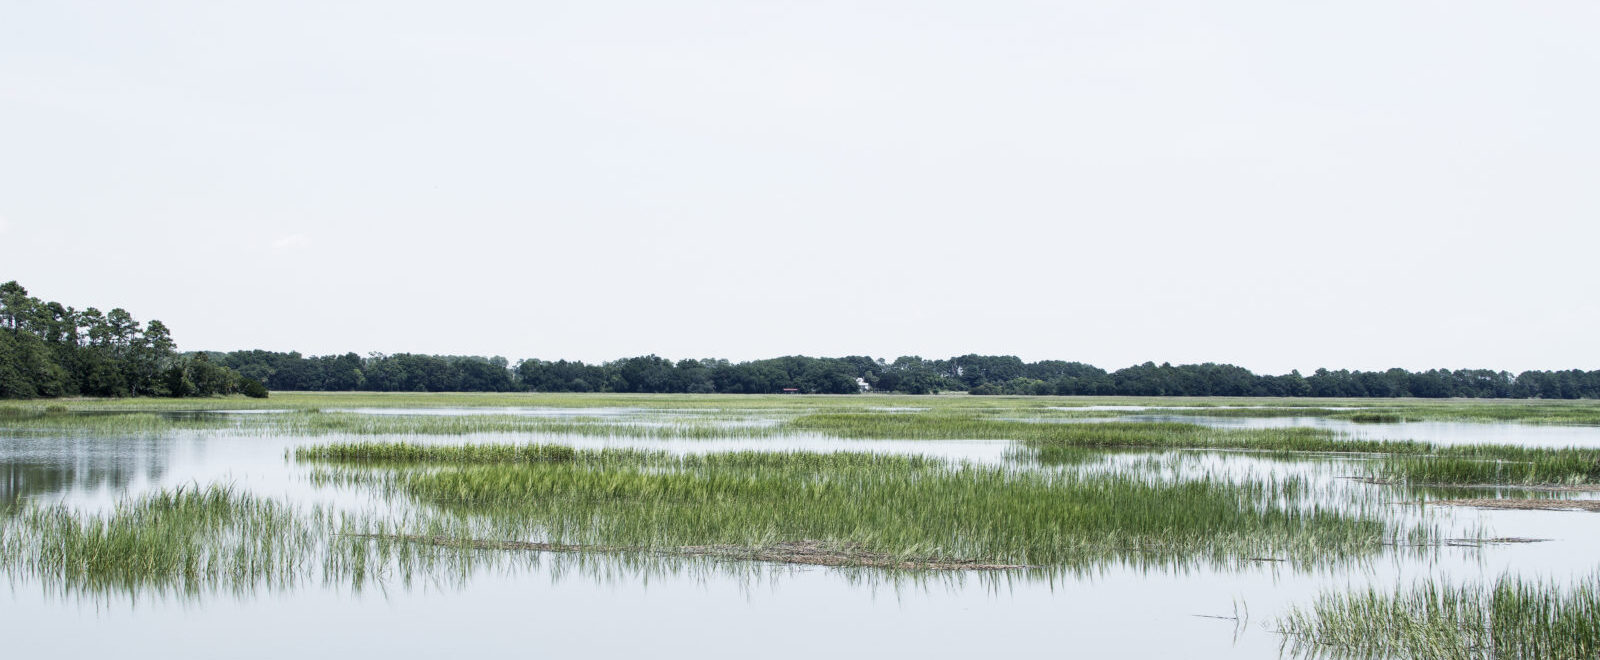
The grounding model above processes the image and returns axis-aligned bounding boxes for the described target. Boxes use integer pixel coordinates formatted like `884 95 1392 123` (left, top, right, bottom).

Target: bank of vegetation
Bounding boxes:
8 278 1599 400
1276 573 1600 659
208 350 1600 399
0 281 262 399
296 445 1415 570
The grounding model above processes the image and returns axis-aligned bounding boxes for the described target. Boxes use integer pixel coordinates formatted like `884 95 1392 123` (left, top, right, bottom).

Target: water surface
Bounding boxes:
3 407 1595 659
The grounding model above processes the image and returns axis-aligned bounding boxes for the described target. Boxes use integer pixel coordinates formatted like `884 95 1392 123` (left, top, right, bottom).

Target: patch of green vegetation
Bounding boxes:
791 414 1430 454
298 442 577 465
1277 573 1600 659
0 410 238 435
22 392 1599 424
1140 407 1347 418
317 445 1425 570
0 408 781 439
0 486 313 597
1326 401 1600 426
1341 413 1407 424
270 412 780 438
1379 446 1600 486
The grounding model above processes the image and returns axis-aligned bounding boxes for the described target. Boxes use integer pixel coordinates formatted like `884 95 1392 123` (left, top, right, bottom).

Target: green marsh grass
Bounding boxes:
0 485 314 597
305 444 1429 570
792 414 1431 454
23 392 1600 425
1277 573 1600 659
0 410 238 435
297 441 577 465
11 401 1597 487
269 411 784 438
795 413 1600 486
1378 446 1600 486
0 408 785 439
9 394 1600 444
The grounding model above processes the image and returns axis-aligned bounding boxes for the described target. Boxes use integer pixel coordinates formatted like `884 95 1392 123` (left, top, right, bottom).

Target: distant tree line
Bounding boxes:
205 350 1600 399
210 352 871 395
0 281 264 399
5 276 1595 400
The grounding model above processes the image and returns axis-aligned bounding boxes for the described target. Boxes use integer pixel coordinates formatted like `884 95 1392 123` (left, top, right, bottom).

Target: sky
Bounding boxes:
2 1 1597 375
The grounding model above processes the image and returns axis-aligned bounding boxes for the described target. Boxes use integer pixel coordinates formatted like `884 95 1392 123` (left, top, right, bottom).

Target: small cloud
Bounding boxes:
271 233 310 250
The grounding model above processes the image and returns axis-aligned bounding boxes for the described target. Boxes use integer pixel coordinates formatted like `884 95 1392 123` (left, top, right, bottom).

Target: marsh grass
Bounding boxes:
792 414 1430 455
269 412 784 438
798 413 1600 486
20 392 1600 425
1379 446 1600 486
0 485 314 597
0 408 786 439
0 485 545 600
306 445 1427 570
1141 407 1348 418
0 410 238 435
1277 573 1600 659
1340 413 1407 424
297 442 578 465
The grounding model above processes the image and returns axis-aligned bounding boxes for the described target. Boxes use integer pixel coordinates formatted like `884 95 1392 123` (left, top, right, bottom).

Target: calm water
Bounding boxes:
3 410 1598 659
1133 414 1600 448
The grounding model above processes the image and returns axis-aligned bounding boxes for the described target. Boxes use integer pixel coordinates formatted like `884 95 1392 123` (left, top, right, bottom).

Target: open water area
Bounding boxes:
3 403 1599 659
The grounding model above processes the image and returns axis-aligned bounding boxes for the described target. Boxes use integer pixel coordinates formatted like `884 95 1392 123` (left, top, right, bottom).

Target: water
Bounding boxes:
3 409 1598 659
1130 414 1600 448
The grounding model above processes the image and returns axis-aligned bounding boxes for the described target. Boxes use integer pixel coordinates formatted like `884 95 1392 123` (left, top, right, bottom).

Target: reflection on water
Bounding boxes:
3 409 1600 659
1025 413 1600 449
1144 414 1600 448
0 435 170 506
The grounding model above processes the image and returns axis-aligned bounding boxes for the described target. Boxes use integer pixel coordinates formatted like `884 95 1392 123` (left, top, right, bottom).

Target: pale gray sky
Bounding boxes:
3 1 1597 374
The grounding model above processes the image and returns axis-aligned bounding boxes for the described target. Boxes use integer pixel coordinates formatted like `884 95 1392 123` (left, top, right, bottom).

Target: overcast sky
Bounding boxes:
3 1 1596 374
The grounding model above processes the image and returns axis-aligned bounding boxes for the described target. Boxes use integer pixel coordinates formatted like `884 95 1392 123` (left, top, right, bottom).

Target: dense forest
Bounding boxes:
208 350 1600 399
0 281 262 399
5 279 1599 400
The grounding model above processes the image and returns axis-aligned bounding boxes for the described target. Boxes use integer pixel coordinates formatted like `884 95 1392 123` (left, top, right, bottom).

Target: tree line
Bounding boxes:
0 281 263 399
208 350 1600 399
211 352 870 395
5 278 1597 400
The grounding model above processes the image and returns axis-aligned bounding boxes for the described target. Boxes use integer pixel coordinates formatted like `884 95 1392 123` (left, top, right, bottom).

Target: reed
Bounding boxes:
24 392 1600 425
327 445 1422 570
269 412 783 438
0 410 238 435
1378 446 1600 486
1277 573 1600 659
791 414 1430 454
0 485 314 597
297 441 577 464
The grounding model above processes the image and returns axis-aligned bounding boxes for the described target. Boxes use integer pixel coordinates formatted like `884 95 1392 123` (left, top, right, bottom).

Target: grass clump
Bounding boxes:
297 442 577 465
332 445 1419 570
1378 446 1600 486
0 410 237 435
0 485 313 597
270 412 781 439
1342 413 1407 424
1277 573 1600 659
791 414 1428 454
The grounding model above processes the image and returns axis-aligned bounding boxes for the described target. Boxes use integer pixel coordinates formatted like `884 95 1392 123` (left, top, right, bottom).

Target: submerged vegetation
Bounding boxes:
1277 573 1600 659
